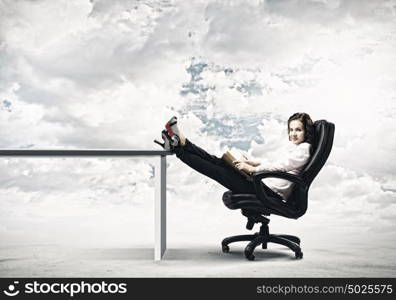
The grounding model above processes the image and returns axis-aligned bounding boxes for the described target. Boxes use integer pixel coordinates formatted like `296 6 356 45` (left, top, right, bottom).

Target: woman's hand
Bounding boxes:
234 162 256 174
233 157 261 167
245 160 261 167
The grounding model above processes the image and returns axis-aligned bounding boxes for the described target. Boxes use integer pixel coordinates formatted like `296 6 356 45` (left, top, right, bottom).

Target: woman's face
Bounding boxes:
289 120 305 145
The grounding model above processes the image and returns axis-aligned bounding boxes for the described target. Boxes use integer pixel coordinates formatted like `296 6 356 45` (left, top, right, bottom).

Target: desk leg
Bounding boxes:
154 155 166 260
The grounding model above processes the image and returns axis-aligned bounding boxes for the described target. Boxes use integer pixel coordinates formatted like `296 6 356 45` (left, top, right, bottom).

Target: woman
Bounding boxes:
154 113 314 202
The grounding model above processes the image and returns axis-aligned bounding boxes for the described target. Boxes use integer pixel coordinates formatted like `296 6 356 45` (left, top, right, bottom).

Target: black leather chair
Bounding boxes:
222 120 335 260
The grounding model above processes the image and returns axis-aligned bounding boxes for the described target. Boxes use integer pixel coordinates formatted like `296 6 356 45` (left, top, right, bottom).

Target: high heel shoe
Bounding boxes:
165 116 182 147
154 130 175 151
165 116 178 136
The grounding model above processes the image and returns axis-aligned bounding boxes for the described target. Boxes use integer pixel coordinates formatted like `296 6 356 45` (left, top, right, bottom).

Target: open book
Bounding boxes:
221 150 253 182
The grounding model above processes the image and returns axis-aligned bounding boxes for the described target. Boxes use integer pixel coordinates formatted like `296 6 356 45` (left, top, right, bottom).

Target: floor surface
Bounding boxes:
1 241 395 277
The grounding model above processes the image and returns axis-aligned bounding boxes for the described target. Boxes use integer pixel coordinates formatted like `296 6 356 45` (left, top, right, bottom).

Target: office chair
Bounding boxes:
222 120 335 260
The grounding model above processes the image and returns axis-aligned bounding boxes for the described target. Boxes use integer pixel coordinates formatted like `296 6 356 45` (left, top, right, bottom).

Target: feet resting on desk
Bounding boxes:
153 116 186 150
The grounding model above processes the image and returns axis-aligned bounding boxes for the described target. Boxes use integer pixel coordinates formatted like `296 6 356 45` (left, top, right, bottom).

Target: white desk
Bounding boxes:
0 149 172 260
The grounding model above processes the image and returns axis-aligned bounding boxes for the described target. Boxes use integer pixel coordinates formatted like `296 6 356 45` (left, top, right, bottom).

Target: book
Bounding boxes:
221 150 253 182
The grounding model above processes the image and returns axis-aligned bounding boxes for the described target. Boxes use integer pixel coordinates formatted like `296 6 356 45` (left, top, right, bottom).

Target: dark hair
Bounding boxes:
287 112 314 145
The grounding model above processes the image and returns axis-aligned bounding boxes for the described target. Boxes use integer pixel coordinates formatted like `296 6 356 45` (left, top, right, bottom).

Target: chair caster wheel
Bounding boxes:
246 254 255 261
295 251 303 259
222 245 230 253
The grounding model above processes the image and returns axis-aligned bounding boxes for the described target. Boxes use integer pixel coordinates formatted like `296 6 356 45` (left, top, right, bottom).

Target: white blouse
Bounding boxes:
254 142 311 199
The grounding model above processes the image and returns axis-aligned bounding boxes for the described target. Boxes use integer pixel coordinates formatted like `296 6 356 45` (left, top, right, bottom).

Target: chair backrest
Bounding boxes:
287 120 335 217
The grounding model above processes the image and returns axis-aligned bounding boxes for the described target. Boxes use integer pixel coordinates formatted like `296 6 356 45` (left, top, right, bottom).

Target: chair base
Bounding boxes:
221 224 303 261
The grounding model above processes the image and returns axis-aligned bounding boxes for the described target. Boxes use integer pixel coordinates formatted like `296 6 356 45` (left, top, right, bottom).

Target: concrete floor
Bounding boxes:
1 241 395 277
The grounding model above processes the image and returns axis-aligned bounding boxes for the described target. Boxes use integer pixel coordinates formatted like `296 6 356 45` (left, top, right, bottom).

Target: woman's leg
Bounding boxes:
181 138 224 166
174 139 283 200
180 139 279 194
173 143 256 194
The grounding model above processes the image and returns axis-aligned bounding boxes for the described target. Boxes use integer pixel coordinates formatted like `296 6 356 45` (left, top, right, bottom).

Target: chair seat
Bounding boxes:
222 191 297 218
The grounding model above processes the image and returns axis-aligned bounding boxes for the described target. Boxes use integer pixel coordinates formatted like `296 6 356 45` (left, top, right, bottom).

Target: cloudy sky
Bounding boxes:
0 0 396 261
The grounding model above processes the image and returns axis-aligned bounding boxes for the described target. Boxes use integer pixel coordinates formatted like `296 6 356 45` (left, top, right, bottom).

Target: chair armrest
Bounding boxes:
250 171 307 207
252 171 306 187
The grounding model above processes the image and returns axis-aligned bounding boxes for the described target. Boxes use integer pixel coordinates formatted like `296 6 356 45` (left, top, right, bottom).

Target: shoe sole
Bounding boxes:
165 116 178 137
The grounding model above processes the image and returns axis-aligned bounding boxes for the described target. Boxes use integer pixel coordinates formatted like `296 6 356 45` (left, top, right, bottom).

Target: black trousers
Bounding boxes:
174 139 280 197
